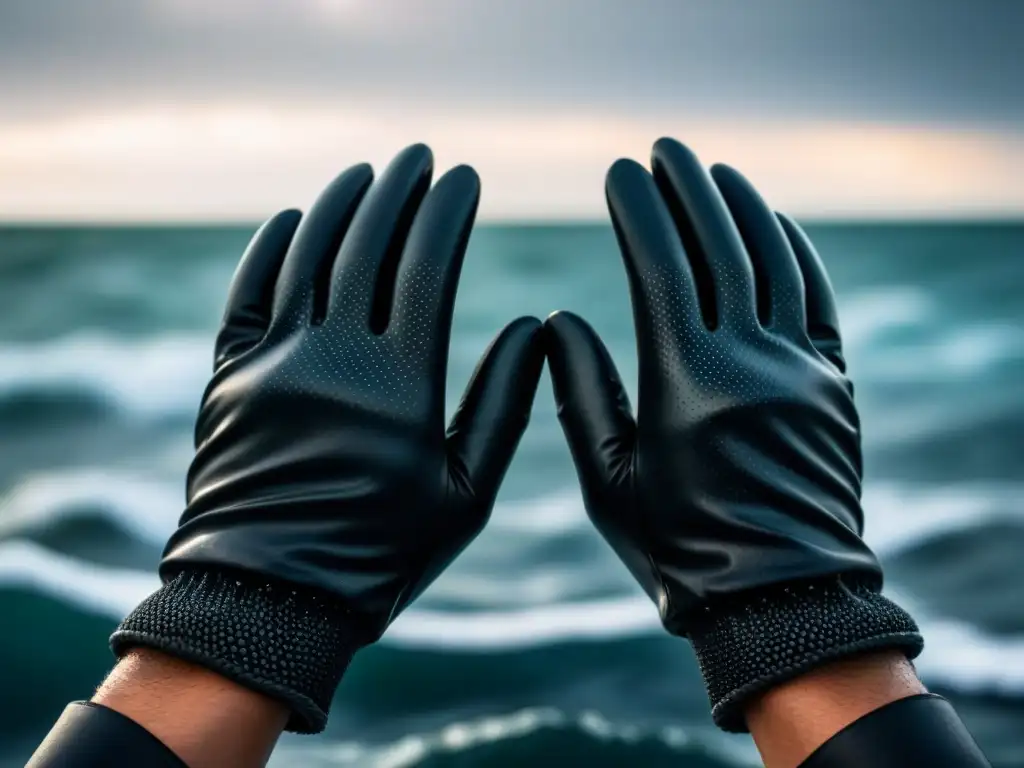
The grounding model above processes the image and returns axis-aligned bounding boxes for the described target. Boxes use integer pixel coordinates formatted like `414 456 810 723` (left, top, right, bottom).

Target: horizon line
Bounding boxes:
1 214 1023 229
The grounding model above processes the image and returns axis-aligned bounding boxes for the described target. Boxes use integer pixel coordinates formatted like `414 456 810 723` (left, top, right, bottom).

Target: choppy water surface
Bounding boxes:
1 222 1022 766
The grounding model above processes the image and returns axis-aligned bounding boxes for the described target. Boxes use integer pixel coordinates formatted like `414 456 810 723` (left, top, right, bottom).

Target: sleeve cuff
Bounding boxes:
27 702 188 767
801 694 990 767
689 577 924 732
110 570 362 733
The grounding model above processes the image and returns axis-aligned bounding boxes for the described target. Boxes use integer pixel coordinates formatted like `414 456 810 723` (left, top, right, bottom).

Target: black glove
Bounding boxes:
545 138 922 731
112 144 545 733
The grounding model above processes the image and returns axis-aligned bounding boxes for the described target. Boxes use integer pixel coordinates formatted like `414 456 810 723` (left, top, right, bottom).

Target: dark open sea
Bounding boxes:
0 222 1022 767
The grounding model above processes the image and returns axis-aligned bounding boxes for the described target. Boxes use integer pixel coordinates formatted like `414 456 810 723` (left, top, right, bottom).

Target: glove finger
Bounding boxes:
270 163 374 328
650 138 758 332
544 310 636 501
329 144 434 332
710 164 806 335
214 209 300 370
605 158 705 347
389 164 480 370
446 316 545 506
777 213 847 372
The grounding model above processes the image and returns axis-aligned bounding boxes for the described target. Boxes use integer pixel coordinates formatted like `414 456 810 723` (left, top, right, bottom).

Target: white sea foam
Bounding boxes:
0 540 158 617
389 597 1024 696
0 331 209 416
840 286 1023 379
914 614 1024 695
488 489 587 535
0 474 591 559
494 480 1024 561
839 286 934 351
862 481 1024 557
861 324 1023 382
388 596 659 647
0 292 1016 428
10 470 1017 558
271 708 759 768
0 330 535 420
0 469 182 544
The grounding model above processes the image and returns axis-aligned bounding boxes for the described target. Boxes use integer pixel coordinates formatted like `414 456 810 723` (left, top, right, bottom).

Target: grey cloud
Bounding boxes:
0 0 1021 126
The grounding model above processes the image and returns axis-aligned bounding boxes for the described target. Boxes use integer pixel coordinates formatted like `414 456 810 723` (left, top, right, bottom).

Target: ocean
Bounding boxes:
0 222 1022 767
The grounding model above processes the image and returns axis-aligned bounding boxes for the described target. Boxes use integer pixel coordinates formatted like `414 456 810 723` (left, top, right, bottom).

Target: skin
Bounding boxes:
745 650 927 768
92 649 288 768
92 648 924 768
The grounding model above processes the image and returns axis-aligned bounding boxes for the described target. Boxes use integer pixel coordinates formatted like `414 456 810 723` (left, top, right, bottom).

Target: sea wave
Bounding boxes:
0 473 591 551
0 331 210 417
0 289 1019 427
0 540 158 618
0 330 547 425
388 599 1024 699
486 480 1024 561
271 708 757 768
840 287 1023 380
4 472 1020 568
840 286 933 351
862 482 1024 556
0 468 181 544
863 324 1023 382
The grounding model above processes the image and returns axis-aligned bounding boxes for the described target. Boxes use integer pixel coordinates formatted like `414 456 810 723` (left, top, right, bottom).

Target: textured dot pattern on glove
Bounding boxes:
689 577 924 733
111 570 360 733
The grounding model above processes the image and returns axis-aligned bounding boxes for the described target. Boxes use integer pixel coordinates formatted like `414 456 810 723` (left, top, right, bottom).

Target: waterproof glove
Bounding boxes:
112 144 545 733
545 138 922 731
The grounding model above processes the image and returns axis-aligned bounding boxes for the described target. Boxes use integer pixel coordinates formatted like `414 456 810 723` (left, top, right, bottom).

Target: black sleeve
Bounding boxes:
801 693 991 767
26 702 188 768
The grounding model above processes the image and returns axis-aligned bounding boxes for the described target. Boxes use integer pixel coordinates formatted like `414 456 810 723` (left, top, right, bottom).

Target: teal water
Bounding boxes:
0 222 1022 766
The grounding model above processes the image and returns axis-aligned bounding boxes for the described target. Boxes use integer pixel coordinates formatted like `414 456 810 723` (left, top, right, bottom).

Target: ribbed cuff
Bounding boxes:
110 570 361 733
690 577 924 733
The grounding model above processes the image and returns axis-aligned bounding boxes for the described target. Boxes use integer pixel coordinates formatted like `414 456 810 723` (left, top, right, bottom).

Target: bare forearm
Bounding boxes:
92 649 289 768
746 650 925 768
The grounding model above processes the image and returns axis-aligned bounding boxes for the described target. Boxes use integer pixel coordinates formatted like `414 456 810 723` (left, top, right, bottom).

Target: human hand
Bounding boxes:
113 144 545 732
544 138 921 730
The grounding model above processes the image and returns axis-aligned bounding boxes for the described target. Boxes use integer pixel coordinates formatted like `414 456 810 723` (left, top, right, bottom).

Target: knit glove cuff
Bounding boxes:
690 577 924 733
110 570 362 734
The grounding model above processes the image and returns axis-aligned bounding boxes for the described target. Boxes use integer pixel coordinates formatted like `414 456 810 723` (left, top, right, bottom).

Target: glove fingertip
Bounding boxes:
496 315 547 417
543 310 624 406
543 309 600 365
543 310 635 489
446 316 545 500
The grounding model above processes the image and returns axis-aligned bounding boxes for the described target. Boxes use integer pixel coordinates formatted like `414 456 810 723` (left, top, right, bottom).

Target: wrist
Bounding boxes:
745 650 925 768
93 649 288 768
688 576 923 732
111 569 363 733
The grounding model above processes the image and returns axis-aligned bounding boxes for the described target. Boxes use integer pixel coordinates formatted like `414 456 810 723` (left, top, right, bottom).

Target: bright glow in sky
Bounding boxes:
0 1 1020 221
2 105 1022 221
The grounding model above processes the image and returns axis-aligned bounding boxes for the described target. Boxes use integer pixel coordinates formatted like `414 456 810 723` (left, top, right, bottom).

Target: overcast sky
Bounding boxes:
1 0 1021 220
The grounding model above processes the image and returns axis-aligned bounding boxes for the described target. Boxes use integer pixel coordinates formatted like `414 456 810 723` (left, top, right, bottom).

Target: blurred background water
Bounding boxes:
0 221 1022 766
2 1 1023 765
